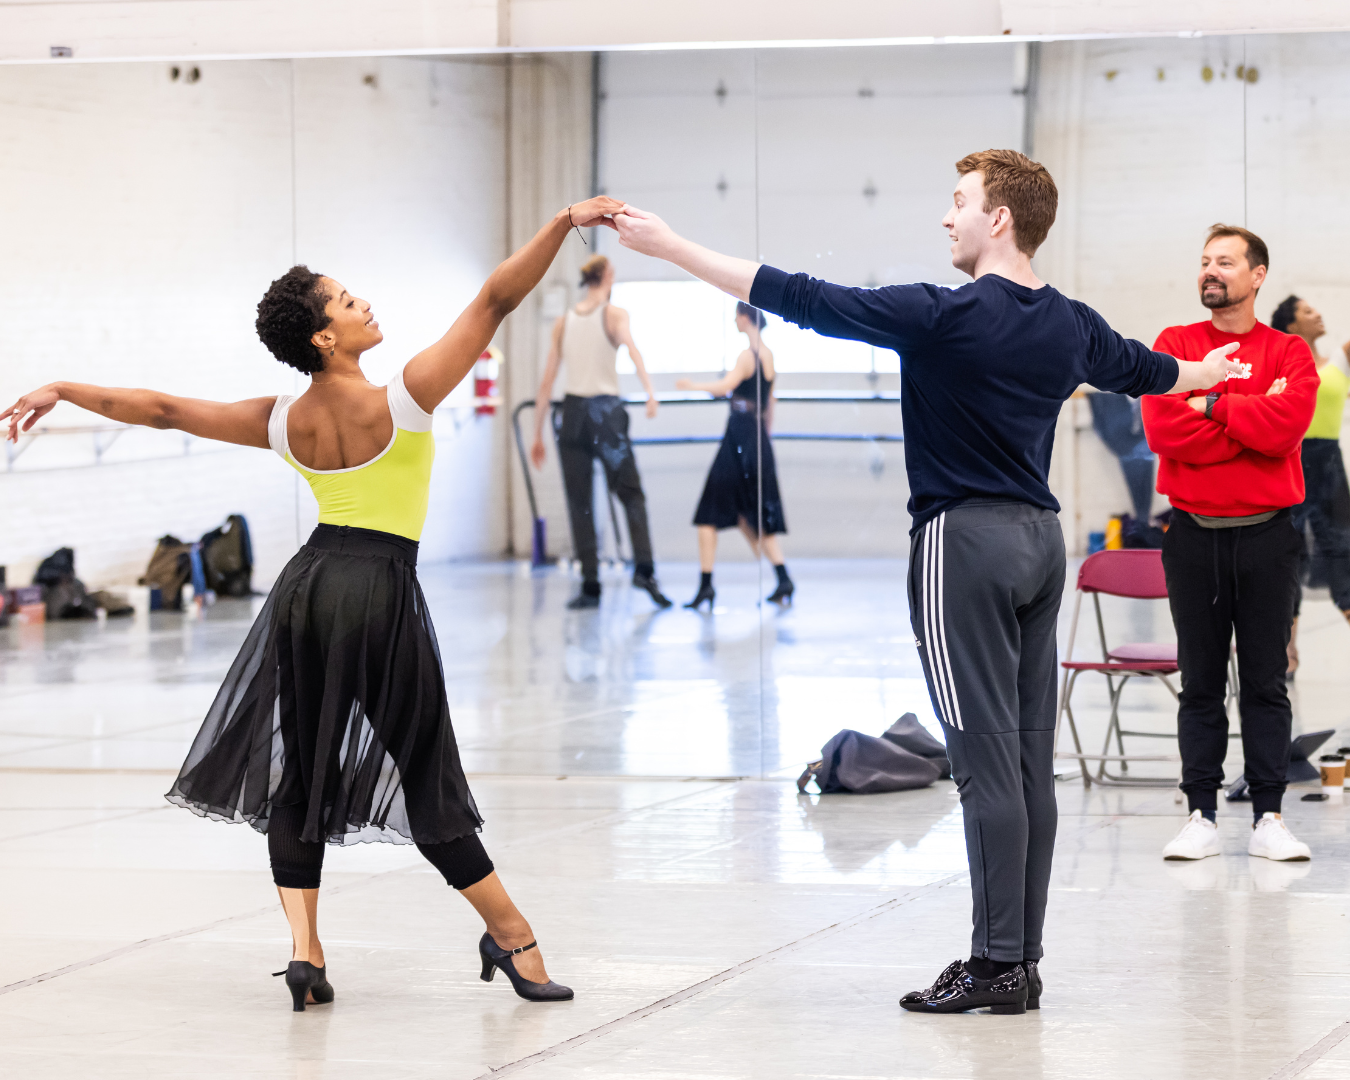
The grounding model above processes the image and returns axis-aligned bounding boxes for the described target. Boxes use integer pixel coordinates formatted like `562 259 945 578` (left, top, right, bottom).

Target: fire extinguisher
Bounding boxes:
474 345 502 416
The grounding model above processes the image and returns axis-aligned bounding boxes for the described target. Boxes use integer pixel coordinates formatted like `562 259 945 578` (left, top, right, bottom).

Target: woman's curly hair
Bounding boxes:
255 266 332 373
1270 294 1301 335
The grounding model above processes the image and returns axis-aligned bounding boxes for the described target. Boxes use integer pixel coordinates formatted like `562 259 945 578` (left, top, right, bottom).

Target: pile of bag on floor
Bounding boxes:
797 713 952 795
0 514 254 625
0 548 134 624
140 513 255 611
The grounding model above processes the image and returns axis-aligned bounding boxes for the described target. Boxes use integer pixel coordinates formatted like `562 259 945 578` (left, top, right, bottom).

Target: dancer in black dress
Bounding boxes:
3 195 626 1010
678 302 794 608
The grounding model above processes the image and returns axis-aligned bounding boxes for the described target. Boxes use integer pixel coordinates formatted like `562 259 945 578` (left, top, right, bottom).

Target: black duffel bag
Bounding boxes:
798 713 951 795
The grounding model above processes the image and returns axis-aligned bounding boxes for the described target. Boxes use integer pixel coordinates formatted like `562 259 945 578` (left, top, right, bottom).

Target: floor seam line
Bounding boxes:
472 872 966 1078
1268 1019 1350 1080
0 783 730 998
0 805 169 846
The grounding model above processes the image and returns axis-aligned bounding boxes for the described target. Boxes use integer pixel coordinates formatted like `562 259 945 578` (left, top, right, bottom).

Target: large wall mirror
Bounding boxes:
3 31 1341 789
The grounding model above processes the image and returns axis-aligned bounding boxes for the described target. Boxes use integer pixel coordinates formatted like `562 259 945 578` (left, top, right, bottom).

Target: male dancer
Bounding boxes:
530 254 672 610
613 150 1243 1014
1144 226 1317 862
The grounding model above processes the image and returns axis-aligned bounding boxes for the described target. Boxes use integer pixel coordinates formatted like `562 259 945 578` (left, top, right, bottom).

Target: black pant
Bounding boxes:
555 395 654 582
1162 509 1301 817
908 500 1065 963
1292 438 1350 613
267 803 494 890
1088 392 1156 524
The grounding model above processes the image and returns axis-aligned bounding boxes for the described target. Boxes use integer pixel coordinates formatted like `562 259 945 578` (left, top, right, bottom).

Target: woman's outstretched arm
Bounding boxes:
675 351 753 397
3 382 274 448
403 197 624 413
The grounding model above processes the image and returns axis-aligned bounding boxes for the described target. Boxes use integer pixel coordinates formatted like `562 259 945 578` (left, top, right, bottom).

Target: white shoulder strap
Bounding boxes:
387 367 434 432
267 395 295 460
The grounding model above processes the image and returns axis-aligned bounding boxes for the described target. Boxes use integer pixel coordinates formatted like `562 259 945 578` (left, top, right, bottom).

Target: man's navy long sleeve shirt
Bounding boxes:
749 266 1180 533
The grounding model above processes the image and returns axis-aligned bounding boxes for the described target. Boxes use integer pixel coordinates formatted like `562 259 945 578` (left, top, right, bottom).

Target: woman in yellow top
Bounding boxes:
1272 295 1350 677
2 196 624 1011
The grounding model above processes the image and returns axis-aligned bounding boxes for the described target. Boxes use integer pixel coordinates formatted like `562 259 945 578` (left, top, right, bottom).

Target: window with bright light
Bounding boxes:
610 280 900 375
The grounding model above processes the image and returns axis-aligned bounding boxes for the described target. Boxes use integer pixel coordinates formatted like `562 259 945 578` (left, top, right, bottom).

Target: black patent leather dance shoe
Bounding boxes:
273 961 334 1012
632 572 673 608
566 591 600 610
766 578 795 605
684 582 715 610
899 960 1028 1015
1024 960 1041 1010
479 933 574 1002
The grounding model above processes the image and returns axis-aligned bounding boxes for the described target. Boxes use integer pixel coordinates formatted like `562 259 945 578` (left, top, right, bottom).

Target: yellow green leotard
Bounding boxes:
267 367 435 541
1305 361 1349 441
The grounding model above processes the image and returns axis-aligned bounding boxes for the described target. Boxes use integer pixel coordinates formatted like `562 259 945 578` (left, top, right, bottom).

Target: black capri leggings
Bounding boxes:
267 803 495 891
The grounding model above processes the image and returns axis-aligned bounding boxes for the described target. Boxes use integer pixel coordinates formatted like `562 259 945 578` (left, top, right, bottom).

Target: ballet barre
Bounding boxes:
512 392 904 567
6 399 503 472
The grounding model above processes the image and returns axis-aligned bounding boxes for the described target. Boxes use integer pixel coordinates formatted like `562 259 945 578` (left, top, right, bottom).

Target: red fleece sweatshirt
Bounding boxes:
1141 320 1317 516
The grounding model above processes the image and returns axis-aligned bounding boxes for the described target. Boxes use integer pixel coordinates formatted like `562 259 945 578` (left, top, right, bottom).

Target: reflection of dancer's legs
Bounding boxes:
1287 438 1350 673
687 424 792 609
686 520 792 609
597 404 658 581
557 436 601 606
556 395 670 610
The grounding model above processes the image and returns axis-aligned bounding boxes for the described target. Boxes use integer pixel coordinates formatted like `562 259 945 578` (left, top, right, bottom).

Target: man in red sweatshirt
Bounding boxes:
1143 224 1318 863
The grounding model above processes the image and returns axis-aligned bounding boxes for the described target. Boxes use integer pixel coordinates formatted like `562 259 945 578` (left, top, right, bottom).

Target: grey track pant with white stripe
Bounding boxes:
907 499 1066 962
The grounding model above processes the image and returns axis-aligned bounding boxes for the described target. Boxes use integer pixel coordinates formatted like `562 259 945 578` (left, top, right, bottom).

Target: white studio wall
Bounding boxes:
561 44 1025 561
1035 32 1350 551
0 56 509 590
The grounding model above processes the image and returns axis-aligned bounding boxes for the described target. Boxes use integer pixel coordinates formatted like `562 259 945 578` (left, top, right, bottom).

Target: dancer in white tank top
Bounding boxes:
530 255 671 609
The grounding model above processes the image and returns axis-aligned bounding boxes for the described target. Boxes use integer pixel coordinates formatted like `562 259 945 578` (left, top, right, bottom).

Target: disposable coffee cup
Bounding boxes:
1338 748 1350 789
1319 754 1345 801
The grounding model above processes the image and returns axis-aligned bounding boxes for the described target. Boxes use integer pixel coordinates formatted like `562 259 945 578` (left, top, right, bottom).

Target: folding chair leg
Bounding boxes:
1059 670 1093 787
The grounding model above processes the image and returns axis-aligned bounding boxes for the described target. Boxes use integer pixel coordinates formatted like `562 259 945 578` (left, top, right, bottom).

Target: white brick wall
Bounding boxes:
0 56 509 590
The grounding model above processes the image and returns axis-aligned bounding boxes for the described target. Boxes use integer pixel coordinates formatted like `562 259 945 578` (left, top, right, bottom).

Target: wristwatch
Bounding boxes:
1204 391 1221 420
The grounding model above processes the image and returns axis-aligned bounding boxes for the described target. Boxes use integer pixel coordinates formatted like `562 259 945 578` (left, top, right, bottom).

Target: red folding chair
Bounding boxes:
1054 549 1237 787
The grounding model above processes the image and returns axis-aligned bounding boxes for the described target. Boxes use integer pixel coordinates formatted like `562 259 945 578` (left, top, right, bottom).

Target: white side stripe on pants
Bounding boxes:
922 513 964 731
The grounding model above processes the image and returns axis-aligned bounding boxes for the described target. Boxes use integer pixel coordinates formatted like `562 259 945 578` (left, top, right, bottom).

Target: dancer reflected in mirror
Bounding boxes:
2 196 626 1010
677 302 793 609
529 254 672 610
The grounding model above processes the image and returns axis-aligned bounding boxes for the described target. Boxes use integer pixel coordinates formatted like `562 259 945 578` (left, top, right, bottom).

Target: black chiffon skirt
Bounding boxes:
693 409 787 535
166 524 482 846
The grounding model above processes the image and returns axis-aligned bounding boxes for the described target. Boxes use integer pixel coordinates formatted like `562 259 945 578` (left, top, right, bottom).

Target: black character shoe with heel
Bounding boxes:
766 578 795 605
273 960 334 1012
479 933 574 1002
899 959 1028 1014
1024 960 1041 1010
632 572 673 608
565 589 600 610
684 582 715 611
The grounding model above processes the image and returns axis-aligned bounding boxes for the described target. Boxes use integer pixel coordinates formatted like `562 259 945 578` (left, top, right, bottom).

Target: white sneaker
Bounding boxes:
1248 813 1311 861
1162 810 1221 860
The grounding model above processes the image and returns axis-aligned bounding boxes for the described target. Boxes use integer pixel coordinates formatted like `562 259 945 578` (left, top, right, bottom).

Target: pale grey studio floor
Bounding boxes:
2 558 1349 1080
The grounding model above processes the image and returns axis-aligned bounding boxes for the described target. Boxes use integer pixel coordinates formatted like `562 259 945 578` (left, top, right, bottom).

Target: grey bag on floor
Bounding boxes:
797 713 951 795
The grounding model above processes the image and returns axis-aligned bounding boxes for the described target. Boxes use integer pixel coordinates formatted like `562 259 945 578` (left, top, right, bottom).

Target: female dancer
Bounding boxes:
1271 294 1350 676
677 301 793 609
2 196 625 1010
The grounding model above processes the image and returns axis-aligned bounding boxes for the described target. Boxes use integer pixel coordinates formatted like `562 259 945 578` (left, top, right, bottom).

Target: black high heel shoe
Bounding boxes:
272 960 334 1012
766 578 795 605
684 582 715 610
479 933 573 1001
